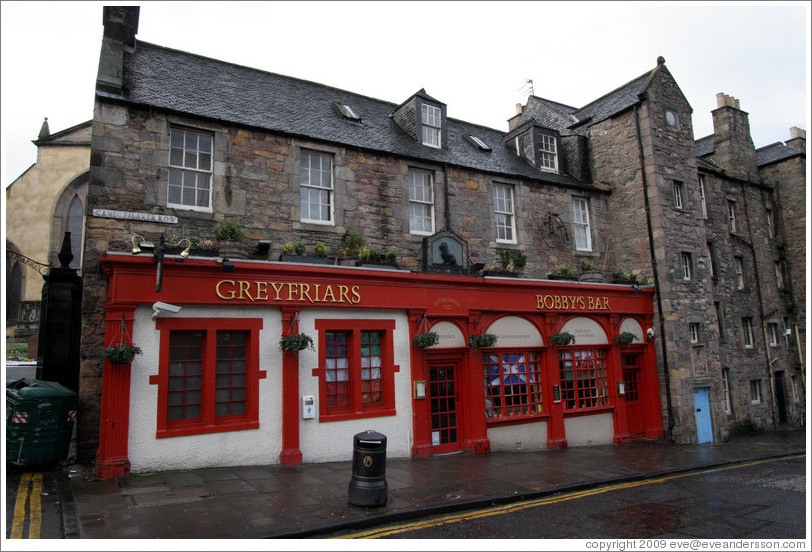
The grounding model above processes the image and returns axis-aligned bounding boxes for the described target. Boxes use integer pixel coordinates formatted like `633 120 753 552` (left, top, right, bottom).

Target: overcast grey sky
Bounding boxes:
1 1 809 187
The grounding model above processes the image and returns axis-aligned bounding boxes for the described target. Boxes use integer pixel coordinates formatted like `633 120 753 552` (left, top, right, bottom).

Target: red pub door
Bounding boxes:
428 362 462 453
622 353 645 438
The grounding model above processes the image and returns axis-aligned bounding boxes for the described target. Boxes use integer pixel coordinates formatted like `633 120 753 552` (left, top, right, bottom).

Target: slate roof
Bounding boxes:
568 71 654 132
120 41 591 189
696 135 803 169
756 142 803 167
694 135 715 158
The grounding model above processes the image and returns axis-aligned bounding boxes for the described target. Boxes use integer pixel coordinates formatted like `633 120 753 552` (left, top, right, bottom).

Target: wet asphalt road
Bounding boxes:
327 456 807 539
5 465 65 540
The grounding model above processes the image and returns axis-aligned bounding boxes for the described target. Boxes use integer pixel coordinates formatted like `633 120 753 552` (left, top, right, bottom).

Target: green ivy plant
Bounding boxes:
614 332 637 345
101 342 143 364
282 240 307 256
469 333 498 349
549 332 576 346
412 331 439 349
279 333 314 352
313 242 328 258
213 219 246 242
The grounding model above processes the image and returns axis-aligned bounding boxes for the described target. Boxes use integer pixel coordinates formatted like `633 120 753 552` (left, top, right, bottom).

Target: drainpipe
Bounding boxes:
442 164 451 230
634 103 675 441
741 184 778 427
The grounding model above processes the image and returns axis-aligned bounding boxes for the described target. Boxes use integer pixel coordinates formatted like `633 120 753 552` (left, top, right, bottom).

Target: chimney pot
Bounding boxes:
515 103 523 115
716 93 727 108
790 126 805 140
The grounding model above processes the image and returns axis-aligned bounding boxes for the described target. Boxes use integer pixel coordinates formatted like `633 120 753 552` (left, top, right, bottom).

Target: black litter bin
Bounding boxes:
6 378 78 467
348 430 387 507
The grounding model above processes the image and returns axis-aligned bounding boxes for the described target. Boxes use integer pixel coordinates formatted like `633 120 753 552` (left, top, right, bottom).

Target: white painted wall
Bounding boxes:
488 421 547 451
128 305 283 472
564 413 614 446
127 305 413 472
297 308 413 463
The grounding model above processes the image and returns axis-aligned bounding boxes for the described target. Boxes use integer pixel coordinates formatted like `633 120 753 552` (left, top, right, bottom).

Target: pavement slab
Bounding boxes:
55 428 806 539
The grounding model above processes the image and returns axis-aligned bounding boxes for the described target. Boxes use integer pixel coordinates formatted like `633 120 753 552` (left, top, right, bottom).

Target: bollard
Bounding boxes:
348 430 387 507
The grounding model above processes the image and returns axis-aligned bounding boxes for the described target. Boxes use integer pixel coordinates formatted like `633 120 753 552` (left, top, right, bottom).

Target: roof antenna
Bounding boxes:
517 79 534 97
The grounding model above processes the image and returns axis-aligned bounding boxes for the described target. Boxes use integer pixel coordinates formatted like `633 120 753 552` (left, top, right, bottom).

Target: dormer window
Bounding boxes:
508 125 561 174
538 134 558 172
421 104 442 148
392 89 447 149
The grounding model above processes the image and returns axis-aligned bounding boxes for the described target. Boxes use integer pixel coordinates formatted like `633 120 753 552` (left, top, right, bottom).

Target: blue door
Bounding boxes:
693 387 713 443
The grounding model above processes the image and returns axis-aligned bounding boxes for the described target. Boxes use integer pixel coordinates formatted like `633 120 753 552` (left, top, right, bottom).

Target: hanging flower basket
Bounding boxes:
101 343 142 364
413 331 439 349
469 333 498 349
101 314 142 364
279 333 314 353
614 332 637 345
549 332 576 346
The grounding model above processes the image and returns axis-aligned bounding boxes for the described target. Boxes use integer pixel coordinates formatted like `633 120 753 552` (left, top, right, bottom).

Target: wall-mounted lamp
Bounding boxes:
131 234 155 255
222 258 235 272
646 327 655 341
176 239 191 260
617 381 626 396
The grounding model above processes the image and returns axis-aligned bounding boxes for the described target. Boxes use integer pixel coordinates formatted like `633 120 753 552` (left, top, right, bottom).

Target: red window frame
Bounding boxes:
483 349 545 422
313 319 397 421
558 347 609 412
153 318 264 438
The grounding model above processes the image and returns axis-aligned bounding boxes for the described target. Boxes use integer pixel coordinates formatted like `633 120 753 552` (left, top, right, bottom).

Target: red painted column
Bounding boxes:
465 311 490 455
95 305 136 479
544 315 567 448
642 316 666 439
408 310 432 458
279 307 303 465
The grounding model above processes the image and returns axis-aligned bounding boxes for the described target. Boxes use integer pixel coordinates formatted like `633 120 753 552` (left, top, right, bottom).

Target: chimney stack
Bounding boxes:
711 93 759 181
96 6 140 98
508 103 524 131
716 93 741 110
786 126 806 154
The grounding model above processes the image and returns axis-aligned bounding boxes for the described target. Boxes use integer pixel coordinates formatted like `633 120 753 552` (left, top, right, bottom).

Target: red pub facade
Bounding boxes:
95 253 663 478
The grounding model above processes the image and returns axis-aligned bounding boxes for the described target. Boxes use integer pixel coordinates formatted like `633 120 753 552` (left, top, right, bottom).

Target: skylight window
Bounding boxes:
464 134 492 151
332 102 361 122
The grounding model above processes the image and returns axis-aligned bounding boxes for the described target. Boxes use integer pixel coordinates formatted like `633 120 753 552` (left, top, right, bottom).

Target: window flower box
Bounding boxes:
280 254 331 264
483 269 518 277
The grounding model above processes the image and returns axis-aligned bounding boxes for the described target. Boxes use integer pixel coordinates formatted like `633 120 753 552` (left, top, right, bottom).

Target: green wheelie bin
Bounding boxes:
6 379 78 467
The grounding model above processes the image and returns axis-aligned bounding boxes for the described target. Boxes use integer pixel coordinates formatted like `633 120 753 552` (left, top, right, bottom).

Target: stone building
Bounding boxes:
78 7 804 476
6 118 90 340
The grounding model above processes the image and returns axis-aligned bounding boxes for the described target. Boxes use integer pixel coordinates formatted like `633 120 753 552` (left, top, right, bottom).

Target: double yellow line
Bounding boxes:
10 472 43 539
338 455 805 539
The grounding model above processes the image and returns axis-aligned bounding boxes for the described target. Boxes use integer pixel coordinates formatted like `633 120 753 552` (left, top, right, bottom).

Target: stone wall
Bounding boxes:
79 101 616 459
760 154 806 371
